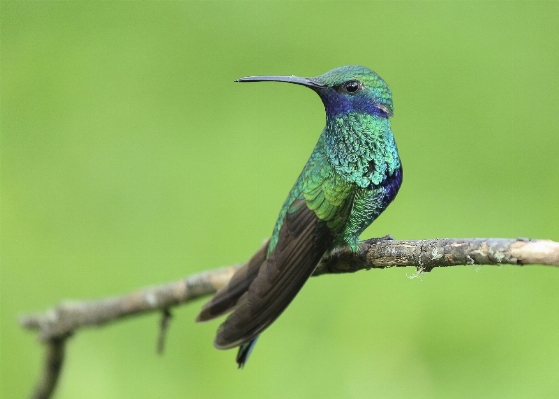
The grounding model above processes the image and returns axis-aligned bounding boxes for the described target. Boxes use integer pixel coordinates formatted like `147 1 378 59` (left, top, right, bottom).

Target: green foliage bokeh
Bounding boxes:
2 2 558 399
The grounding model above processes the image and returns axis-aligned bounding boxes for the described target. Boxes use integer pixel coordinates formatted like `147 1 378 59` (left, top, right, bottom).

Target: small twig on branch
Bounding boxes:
19 237 559 399
157 309 173 355
29 336 68 399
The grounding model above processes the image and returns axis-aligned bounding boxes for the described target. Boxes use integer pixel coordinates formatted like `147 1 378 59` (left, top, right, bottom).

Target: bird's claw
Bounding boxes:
364 234 395 244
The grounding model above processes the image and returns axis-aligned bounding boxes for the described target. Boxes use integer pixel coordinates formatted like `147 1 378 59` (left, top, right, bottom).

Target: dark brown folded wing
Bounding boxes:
196 240 270 322
213 197 339 349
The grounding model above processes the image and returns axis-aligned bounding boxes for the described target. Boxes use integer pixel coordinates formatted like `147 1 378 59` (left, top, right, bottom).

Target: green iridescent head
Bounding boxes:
236 65 393 118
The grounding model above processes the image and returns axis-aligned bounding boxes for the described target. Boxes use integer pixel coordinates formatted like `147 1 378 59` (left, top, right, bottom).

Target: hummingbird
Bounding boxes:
196 65 402 367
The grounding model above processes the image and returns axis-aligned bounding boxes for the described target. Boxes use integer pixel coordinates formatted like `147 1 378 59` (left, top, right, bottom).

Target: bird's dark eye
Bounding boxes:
344 80 362 94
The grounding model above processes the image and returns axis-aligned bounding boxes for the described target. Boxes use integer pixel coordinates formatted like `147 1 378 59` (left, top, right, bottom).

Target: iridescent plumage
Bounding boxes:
197 65 402 367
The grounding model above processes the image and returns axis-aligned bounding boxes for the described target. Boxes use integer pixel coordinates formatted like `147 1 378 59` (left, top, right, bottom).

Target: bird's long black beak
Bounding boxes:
235 75 326 89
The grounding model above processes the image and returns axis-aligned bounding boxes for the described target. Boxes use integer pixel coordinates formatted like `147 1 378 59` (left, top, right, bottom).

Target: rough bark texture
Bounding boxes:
315 238 559 275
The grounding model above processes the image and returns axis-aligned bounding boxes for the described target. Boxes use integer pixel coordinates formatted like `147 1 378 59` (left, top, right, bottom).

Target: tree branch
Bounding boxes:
20 263 241 342
314 237 559 275
20 237 559 399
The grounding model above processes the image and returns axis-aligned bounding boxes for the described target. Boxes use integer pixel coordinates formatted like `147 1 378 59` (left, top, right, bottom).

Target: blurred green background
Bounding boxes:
2 2 559 398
